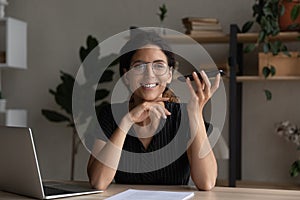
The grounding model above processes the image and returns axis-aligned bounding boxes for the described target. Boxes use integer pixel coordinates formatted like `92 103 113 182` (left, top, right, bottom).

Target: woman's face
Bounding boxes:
124 45 172 102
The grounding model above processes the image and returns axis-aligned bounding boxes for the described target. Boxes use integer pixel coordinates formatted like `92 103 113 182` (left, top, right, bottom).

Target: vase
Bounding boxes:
279 0 300 31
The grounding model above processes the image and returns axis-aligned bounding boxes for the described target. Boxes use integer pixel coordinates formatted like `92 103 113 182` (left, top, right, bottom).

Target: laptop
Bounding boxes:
0 126 102 199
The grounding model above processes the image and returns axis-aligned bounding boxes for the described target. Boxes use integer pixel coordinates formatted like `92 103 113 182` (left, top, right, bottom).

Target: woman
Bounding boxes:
87 31 220 191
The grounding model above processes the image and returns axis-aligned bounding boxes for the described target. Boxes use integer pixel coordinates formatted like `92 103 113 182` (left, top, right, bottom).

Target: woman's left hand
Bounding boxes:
186 71 220 114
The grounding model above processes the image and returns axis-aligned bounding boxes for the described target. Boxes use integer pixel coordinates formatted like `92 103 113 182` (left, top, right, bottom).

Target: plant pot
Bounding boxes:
279 0 300 31
0 99 6 113
258 52 300 76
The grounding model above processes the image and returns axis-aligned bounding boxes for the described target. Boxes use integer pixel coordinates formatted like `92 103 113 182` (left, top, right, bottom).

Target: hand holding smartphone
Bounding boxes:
177 69 225 82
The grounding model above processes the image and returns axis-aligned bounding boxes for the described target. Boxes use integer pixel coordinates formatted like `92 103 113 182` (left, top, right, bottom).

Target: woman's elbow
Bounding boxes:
89 177 110 191
195 179 216 191
87 170 110 191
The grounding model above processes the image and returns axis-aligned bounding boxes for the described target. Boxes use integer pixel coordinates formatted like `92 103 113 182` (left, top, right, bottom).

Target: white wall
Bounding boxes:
3 0 300 184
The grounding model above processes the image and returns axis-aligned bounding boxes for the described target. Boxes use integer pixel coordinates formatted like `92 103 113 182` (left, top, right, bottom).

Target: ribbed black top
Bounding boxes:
97 102 210 185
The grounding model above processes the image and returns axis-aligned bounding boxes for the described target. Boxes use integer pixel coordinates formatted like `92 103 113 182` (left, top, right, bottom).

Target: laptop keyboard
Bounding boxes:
43 186 77 196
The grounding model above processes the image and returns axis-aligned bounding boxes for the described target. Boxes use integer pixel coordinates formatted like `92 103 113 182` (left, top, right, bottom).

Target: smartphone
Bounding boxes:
177 69 225 82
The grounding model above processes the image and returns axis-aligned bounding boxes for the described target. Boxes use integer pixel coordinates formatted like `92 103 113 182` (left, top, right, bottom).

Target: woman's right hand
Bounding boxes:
128 97 171 124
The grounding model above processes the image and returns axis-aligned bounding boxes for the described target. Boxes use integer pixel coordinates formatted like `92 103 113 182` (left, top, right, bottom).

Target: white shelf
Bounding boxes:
0 17 27 69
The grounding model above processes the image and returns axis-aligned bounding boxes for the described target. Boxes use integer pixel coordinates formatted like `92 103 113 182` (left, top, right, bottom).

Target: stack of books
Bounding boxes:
182 17 224 36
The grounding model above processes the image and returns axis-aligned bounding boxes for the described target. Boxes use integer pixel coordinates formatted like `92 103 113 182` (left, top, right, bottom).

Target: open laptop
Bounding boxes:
0 126 102 199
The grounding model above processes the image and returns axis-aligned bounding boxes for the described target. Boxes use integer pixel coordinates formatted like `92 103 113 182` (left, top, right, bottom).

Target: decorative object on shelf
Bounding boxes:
157 3 167 35
279 0 300 31
41 35 118 180
5 109 27 127
275 120 300 177
0 0 8 19
259 51 300 76
0 91 6 113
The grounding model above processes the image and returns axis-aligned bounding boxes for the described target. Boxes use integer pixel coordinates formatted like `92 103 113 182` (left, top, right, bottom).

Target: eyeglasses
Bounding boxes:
130 62 170 76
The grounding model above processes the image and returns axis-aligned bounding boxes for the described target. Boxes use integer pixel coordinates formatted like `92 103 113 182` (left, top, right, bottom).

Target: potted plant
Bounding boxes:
0 91 6 113
41 35 118 180
279 0 300 31
242 0 299 100
157 3 167 35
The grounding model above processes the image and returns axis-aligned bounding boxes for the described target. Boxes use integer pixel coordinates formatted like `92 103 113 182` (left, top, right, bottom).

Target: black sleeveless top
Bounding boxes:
97 102 211 185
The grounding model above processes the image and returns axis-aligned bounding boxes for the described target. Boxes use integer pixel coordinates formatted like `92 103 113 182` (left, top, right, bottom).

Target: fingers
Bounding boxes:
190 70 219 95
200 70 211 94
186 77 198 99
211 73 220 94
149 104 169 119
130 101 171 123
154 97 170 102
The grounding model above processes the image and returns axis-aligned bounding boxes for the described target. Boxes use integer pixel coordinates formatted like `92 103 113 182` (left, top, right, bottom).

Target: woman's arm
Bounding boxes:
187 116 217 191
185 71 220 191
87 99 170 190
87 114 132 190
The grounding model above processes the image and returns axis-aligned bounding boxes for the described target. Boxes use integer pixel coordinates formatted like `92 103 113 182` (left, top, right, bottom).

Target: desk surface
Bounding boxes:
1 184 300 200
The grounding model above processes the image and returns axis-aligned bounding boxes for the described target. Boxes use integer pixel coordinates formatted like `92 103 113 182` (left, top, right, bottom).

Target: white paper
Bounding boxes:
105 189 194 200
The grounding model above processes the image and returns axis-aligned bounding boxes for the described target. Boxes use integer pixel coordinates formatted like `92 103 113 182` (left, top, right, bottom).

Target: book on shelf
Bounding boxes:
182 17 223 35
183 23 222 31
185 30 226 36
182 17 219 24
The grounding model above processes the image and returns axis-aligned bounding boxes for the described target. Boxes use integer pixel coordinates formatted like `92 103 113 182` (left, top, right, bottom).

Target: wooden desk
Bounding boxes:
1 184 300 200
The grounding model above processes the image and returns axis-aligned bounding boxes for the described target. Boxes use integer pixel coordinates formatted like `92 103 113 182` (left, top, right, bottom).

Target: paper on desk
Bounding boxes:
105 189 194 200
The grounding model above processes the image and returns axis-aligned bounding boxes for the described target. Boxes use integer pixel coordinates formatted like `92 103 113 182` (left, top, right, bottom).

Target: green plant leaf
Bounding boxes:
290 160 300 177
95 89 110 101
263 6 273 17
244 44 256 53
242 21 254 33
54 85 72 115
158 4 167 22
80 35 99 62
60 71 75 91
269 41 279 55
291 4 300 21
264 89 272 101
263 43 270 53
270 65 276 76
41 109 70 122
262 66 271 78
258 31 266 43
99 70 114 83
287 23 300 31
282 50 291 57
279 4 285 16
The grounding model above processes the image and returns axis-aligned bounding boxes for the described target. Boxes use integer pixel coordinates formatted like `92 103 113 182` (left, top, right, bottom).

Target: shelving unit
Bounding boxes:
228 24 300 187
149 30 300 187
0 17 27 127
0 17 27 69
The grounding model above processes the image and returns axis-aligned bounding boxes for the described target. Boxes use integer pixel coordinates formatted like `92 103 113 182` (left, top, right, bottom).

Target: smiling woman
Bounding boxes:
86 30 220 191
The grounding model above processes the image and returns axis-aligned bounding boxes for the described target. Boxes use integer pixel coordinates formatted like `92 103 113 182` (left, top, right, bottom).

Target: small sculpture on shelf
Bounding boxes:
0 0 8 19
